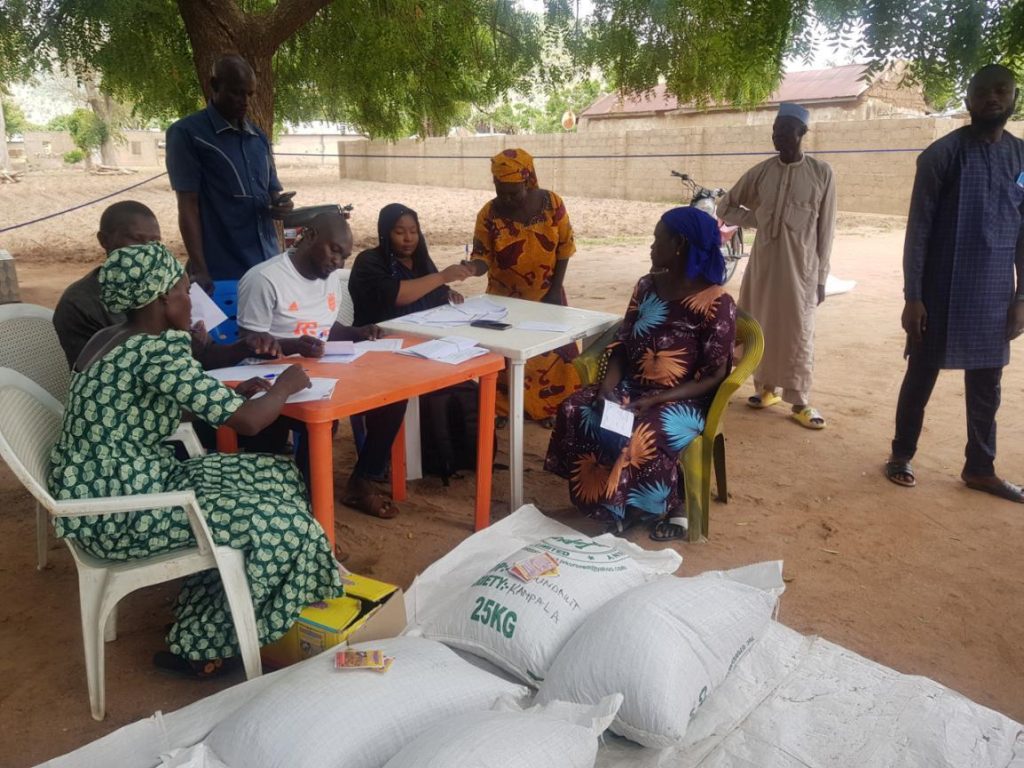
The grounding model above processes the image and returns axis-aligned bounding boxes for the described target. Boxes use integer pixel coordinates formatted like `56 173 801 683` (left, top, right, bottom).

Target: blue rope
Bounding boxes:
0 171 167 234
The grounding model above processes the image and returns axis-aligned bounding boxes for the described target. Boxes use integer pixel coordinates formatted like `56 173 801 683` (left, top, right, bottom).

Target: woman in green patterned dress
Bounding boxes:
49 242 343 676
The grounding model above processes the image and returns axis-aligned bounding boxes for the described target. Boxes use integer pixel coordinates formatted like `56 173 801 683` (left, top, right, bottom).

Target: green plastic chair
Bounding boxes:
572 309 764 542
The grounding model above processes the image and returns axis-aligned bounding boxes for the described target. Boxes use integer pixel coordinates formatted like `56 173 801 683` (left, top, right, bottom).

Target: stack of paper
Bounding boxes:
249 377 338 404
321 340 366 364
399 296 509 327
398 335 488 365
206 364 294 382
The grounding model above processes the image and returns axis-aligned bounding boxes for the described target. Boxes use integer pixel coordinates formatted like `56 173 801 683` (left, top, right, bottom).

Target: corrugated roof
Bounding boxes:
582 64 871 118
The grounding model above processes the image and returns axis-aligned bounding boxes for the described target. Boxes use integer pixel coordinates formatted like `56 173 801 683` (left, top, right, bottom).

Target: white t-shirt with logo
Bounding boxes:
237 251 342 339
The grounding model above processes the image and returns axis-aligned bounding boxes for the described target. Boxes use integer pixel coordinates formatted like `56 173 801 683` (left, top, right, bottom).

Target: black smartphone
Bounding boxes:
470 320 511 330
275 191 297 203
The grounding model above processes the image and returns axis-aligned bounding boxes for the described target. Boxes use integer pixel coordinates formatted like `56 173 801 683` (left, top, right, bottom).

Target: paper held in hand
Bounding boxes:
399 296 509 327
189 283 228 332
600 399 634 438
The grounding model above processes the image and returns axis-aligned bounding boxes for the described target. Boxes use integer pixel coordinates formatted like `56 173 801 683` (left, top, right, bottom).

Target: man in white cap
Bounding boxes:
718 102 837 429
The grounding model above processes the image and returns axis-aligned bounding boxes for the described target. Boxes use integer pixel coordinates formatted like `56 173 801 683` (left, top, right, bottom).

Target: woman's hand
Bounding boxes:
243 332 282 358
441 263 474 284
623 394 661 415
271 364 311 397
355 324 383 341
448 290 465 305
235 377 273 399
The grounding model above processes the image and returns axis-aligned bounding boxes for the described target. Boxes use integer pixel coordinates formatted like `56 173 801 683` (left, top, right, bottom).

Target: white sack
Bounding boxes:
419 532 680 684
537 564 782 748
205 636 529 768
383 694 624 768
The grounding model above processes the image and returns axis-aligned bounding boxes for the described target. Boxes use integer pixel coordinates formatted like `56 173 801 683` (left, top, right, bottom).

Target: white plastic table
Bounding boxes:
381 295 620 509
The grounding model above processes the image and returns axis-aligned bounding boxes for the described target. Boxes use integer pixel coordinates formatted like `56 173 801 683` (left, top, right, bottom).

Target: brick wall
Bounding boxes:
337 118 1024 215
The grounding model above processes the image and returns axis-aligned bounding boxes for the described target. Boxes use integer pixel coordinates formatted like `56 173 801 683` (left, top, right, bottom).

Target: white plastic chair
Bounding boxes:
0 368 263 720
0 302 205 568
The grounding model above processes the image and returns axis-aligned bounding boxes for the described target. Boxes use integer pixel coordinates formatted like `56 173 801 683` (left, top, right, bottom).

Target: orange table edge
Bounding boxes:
216 335 505 549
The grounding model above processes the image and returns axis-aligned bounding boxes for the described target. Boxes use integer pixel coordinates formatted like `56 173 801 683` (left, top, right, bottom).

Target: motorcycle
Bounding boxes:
670 171 745 283
282 203 354 248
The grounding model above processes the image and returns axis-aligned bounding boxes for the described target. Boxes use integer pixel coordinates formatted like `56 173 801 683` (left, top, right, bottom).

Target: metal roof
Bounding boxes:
582 64 871 118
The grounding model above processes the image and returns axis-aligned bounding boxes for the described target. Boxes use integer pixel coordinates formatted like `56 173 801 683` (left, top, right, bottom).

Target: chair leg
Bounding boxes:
681 438 706 543
36 502 48 570
103 603 118 643
216 549 263 681
713 433 727 503
77 572 108 721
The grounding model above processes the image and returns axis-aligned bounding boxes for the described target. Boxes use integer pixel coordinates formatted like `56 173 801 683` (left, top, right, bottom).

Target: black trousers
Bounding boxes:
892 356 1003 476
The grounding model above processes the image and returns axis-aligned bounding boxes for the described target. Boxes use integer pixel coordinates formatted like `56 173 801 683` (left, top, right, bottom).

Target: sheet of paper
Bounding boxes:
206 364 293 382
354 338 405 352
398 336 487 364
285 377 337 403
600 399 635 438
189 283 228 332
515 321 572 333
399 296 509 327
323 340 355 355
320 349 367 364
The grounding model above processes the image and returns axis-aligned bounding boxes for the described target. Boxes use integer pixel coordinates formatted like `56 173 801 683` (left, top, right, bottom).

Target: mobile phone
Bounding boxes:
470 320 511 330
275 191 297 203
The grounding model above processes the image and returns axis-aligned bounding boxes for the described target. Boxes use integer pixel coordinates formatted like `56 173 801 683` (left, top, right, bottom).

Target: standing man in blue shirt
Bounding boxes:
166 54 295 291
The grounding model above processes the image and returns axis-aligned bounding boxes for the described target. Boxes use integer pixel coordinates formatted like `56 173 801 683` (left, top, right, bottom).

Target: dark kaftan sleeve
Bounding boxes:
904 136 956 302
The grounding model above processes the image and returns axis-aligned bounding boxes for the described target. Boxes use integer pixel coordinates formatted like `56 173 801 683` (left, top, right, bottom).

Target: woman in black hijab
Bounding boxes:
349 203 473 325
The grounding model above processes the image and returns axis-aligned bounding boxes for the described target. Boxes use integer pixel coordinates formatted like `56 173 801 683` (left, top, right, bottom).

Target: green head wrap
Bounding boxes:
99 242 185 313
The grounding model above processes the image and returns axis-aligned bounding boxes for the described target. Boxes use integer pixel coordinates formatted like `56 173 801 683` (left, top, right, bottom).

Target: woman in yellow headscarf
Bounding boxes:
465 148 581 425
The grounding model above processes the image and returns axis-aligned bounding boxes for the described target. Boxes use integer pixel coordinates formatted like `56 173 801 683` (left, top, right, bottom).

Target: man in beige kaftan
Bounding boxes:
717 102 837 429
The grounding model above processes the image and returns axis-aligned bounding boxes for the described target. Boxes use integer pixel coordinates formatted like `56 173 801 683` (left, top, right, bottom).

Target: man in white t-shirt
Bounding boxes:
238 212 405 520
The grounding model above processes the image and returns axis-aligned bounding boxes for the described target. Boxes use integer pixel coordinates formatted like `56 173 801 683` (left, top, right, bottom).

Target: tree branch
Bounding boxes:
262 0 334 51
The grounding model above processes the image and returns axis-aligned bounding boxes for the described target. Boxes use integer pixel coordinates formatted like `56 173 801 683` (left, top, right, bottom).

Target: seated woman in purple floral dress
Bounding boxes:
544 207 736 540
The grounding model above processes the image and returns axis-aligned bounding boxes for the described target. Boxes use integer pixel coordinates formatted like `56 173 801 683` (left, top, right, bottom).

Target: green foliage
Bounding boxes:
64 107 108 152
45 113 74 131
1 95 31 137
62 148 85 164
473 78 604 134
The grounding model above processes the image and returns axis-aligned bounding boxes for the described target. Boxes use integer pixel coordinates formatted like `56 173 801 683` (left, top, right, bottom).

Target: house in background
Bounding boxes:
578 63 932 132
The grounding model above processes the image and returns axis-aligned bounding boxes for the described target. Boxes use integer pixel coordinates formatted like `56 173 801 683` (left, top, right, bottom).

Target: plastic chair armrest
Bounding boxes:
50 491 199 518
167 422 206 458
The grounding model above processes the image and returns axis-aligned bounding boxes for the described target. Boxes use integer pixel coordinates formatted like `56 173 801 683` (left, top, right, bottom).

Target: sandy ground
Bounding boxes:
1 168 1022 766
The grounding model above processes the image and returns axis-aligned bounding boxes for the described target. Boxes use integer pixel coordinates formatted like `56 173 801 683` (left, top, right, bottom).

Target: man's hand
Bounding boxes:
281 335 324 358
243 332 282 358
901 300 928 343
270 191 296 219
1008 301 1024 341
189 263 214 295
354 324 383 341
817 284 826 306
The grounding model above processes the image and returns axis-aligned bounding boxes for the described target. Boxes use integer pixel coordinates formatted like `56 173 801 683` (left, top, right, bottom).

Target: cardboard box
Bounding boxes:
261 574 406 668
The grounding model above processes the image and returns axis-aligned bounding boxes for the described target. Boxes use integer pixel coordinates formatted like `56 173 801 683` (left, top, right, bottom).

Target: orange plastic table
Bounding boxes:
217 335 504 548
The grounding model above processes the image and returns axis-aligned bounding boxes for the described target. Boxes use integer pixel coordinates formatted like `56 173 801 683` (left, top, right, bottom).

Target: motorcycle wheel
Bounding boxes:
722 228 744 283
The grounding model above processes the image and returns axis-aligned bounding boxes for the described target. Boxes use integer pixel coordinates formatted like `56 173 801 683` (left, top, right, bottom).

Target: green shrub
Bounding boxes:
63 149 86 165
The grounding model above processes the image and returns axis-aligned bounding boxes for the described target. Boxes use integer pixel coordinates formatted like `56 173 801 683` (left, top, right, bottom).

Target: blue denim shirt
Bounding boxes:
166 103 282 281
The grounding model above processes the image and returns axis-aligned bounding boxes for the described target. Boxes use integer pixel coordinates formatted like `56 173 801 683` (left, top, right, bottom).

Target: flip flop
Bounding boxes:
885 459 916 487
747 391 782 409
650 516 688 541
791 406 826 430
342 493 400 519
962 477 1024 503
604 515 642 536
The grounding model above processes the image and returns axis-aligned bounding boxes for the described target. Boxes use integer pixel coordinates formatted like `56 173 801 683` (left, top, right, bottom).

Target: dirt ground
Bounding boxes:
1 168 1022 766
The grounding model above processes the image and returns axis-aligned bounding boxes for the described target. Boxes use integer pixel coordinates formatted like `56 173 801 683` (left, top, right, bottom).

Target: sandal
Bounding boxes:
885 459 916 487
747 390 782 409
342 493 400 519
604 516 641 536
153 651 235 680
791 406 826 430
961 474 1024 503
650 516 688 541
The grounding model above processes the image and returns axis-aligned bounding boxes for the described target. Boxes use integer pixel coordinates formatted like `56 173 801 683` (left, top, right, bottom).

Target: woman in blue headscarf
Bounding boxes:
544 207 737 540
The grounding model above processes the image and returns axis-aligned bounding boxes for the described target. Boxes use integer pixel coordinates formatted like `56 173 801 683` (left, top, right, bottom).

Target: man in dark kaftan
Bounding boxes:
886 65 1024 501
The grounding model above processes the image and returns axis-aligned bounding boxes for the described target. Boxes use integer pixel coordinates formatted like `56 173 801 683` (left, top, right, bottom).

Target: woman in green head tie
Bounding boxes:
49 242 343 677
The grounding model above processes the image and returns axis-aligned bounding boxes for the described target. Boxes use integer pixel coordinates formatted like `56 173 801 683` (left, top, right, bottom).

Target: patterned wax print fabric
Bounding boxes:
471 189 581 419
48 330 342 661
491 147 539 188
544 277 736 521
99 241 185 313
902 127 1024 369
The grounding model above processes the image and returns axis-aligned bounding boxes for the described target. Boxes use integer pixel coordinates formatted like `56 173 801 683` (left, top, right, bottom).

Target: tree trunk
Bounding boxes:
176 0 331 137
0 98 10 172
83 76 120 167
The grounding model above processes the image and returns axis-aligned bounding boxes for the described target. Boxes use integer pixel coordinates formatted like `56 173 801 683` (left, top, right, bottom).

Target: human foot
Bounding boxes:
885 457 916 487
961 473 1024 503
